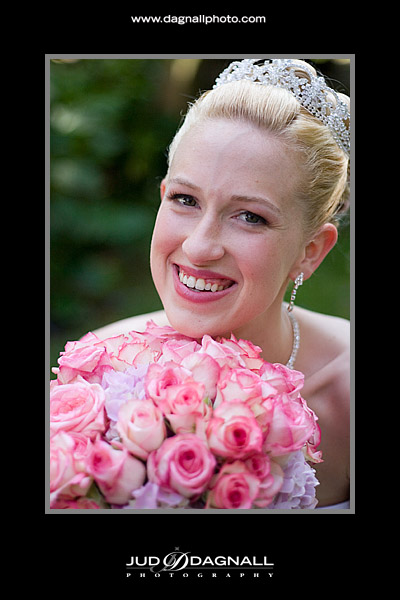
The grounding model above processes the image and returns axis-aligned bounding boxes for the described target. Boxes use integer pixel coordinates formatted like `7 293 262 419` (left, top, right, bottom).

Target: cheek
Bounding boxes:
237 238 283 285
235 235 296 304
150 209 180 278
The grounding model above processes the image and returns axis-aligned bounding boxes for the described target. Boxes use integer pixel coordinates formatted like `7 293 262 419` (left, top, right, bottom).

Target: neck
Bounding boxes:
230 303 293 365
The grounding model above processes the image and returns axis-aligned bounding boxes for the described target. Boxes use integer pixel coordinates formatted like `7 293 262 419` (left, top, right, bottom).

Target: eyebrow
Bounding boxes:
168 176 282 217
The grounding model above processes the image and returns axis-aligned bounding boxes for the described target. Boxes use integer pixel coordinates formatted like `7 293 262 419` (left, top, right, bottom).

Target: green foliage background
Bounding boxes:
50 58 351 370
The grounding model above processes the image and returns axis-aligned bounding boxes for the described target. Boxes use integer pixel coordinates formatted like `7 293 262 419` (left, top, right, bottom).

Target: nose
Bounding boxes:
181 215 225 265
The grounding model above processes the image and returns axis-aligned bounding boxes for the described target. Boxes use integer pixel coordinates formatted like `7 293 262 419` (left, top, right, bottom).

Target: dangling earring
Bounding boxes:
287 273 304 312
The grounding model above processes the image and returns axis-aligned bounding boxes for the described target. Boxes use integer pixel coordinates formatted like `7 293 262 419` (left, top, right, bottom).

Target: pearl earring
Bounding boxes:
287 273 304 312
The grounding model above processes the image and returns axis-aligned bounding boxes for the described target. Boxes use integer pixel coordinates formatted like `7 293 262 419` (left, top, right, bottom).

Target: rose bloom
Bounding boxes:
218 335 265 371
262 393 317 456
50 378 106 440
244 452 272 480
144 362 193 414
214 365 275 409
50 431 92 506
54 340 112 384
140 319 196 352
147 433 216 498
86 440 146 505
117 399 167 460
180 351 221 403
157 338 200 364
199 335 247 369
51 498 101 509
205 461 260 509
260 362 304 399
252 459 285 508
108 337 156 371
164 379 212 434
206 401 263 460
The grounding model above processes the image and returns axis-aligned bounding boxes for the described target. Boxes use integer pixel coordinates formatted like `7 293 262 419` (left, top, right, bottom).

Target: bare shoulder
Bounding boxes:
297 305 350 419
92 310 170 340
295 305 350 376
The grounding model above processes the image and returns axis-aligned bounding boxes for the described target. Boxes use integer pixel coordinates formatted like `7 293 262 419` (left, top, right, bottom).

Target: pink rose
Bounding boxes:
304 422 323 463
205 461 260 509
51 498 101 509
164 380 211 434
86 440 146 505
214 365 272 408
144 362 192 414
50 378 106 440
117 399 167 459
53 332 158 384
252 459 285 508
218 335 265 370
199 335 246 368
142 319 194 338
180 352 221 403
262 393 317 456
157 339 200 364
260 362 304 398
206 401 263 460
108 337 156 371
50 431 93 506
139 320 197 353
147 433 216 498
244 452 272 480
54 340 112 384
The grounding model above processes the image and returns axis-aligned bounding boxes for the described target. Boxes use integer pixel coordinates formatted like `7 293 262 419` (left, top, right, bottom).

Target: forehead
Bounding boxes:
168 119 303 206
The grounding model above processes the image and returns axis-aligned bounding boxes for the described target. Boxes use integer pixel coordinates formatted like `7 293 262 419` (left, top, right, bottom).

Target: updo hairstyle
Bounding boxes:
167 60 350 239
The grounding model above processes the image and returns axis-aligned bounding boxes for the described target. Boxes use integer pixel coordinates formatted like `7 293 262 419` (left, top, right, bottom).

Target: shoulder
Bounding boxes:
293 307 351 500
297 305 350 420
91 310 170 340
295 305 350 378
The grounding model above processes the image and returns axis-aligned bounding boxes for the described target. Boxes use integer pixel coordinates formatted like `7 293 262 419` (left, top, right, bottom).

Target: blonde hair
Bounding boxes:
167 60 350 238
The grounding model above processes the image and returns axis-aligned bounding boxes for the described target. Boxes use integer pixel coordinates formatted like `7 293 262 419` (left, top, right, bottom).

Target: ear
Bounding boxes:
291 223 338 282
160 178 167 201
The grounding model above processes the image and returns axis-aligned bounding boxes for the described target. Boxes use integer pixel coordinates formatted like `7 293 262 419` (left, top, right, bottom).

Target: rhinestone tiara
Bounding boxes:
213 59 350 156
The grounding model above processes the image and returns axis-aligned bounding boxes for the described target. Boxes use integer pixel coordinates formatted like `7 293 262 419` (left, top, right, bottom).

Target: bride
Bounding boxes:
93 59 351 509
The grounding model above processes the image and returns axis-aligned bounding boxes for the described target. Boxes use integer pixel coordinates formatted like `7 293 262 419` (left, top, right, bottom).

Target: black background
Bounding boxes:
45 11 359 592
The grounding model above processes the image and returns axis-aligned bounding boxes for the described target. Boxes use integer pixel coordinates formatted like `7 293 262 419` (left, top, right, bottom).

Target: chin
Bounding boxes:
165 309 232 341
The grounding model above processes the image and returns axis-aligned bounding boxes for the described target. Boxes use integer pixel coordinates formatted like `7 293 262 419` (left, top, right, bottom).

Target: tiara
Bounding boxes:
213 59 350 156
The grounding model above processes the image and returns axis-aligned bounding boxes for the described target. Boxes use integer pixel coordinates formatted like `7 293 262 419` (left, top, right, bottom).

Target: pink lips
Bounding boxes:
176 264 234 281
172 264 237 304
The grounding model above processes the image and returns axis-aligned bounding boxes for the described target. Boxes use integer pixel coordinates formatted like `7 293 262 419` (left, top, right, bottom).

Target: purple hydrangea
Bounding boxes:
128 482 188 509
101 364 149 422
267 451 319 509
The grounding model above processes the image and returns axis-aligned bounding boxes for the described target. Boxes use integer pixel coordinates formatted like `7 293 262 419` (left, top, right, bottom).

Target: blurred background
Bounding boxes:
49 58 351 372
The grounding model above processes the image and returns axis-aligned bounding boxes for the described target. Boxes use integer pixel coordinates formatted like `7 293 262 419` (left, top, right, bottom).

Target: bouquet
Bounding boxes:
50 321 323 509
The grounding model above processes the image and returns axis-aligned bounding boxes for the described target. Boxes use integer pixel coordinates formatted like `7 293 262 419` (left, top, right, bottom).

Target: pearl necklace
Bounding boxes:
286 311 300 370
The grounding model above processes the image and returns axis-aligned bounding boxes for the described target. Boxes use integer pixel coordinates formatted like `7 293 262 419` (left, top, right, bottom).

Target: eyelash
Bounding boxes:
166 193 268 227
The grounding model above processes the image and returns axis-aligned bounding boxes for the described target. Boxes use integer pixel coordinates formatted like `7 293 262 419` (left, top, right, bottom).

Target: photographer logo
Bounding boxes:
125 548 274 580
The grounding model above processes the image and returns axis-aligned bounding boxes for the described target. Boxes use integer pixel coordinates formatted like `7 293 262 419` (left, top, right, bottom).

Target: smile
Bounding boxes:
172 264 237 304
178 267 234 292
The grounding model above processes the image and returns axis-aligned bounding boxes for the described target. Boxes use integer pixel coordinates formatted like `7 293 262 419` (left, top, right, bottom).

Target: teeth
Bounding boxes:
195 278 205 290
178 268 232 292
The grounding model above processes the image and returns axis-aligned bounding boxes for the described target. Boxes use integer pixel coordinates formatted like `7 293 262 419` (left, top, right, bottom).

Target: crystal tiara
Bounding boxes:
213 59 350 156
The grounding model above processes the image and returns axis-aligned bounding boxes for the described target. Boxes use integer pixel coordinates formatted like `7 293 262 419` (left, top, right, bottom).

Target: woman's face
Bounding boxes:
150 119 307 340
